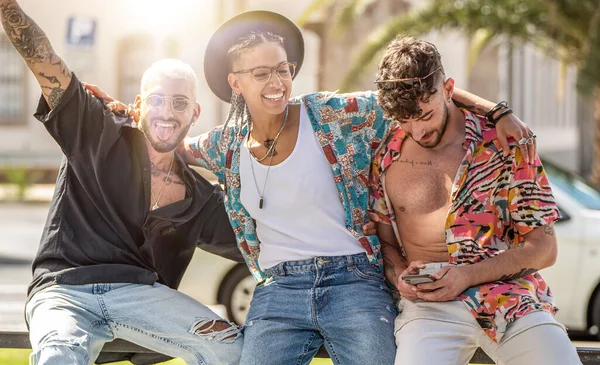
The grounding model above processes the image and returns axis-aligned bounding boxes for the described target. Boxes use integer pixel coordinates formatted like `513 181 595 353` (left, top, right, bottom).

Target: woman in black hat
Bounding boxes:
182 10 537 365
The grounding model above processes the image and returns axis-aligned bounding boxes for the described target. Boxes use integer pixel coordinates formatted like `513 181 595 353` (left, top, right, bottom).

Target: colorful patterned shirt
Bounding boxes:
370 110 559 342
189 91 392 281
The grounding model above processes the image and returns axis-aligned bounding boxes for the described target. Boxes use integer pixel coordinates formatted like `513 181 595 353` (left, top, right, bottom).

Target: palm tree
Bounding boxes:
299 0 600 185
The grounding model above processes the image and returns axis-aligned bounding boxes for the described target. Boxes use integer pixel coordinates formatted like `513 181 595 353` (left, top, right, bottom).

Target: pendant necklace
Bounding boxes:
150 156 174 211
248 106 289 162
247 106 289 209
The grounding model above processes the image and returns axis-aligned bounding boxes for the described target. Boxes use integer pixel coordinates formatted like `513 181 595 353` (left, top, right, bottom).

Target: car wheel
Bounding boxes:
592 290 600 338
217 264 256 325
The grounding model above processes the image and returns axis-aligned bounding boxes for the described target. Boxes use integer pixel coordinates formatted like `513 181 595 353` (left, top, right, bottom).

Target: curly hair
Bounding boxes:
377 36 445 121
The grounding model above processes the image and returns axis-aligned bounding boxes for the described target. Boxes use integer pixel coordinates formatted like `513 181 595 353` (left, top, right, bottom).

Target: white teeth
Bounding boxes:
263 92 284 100
156 122 175 128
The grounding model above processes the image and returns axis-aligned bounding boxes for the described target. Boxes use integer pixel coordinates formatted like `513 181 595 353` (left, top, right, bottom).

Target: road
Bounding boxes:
0 201 228 332
0 202 47 331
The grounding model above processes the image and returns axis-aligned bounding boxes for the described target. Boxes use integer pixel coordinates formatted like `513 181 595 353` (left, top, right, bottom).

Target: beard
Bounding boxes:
139 116 193 153
415 103 450 149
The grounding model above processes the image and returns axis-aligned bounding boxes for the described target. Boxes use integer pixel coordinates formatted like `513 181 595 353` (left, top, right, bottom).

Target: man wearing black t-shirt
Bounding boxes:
1 1 244 364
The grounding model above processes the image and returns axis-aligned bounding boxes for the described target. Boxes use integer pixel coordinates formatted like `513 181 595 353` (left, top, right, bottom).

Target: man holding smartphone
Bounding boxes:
369 35 581 365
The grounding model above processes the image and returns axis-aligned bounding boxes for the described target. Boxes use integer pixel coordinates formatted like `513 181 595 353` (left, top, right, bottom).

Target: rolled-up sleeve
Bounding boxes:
34 73 120 158
508 152 560 236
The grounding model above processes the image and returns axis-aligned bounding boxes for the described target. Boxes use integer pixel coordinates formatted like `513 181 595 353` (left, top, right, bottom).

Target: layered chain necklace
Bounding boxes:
246 106 289 209
150 155 174 211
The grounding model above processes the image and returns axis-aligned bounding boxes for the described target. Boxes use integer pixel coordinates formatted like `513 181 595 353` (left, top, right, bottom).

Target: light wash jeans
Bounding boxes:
394 299 581 365
26 282 243 365
239 253 397 365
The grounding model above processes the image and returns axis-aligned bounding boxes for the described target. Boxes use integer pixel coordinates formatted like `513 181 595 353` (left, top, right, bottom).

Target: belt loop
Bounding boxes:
278 262 286 276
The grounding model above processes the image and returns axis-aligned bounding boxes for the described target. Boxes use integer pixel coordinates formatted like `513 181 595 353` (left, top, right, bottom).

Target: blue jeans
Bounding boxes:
240 253 397 365
26 283 243 365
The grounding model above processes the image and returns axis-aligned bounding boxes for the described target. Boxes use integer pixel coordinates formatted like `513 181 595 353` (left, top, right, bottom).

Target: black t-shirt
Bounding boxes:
27 74 242 301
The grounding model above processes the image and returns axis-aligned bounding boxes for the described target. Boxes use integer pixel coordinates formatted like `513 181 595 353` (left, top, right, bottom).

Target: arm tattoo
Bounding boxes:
383 255 397 286
544 223 555 236
39 72 65 108
499 268 537 281
452 100 489 116
1 1 68 108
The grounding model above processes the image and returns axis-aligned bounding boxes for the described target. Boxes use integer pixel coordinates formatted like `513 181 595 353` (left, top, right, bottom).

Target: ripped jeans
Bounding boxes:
240 253 397 365
26 283 243 365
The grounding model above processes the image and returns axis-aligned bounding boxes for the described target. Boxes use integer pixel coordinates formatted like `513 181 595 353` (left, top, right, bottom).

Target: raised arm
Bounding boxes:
0 0 71 108
452 88 535 163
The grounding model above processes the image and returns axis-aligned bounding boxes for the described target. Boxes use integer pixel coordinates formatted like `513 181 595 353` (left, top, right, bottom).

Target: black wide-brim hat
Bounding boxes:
204 10 305 103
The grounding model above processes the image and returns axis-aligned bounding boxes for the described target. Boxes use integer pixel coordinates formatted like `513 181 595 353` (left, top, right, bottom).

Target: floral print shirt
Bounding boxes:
370 110 559 342
189 91 392 281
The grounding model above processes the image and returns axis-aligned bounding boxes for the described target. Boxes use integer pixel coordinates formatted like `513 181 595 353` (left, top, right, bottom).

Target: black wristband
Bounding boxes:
485 101 508 123
491 108 513 125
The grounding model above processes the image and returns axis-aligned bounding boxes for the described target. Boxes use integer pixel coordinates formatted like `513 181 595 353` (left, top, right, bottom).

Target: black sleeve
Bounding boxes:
33 73 122 158
196 186 244 263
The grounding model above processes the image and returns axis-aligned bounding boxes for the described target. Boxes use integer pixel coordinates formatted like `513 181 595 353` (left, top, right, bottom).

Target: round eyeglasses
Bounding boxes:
144 95 192 113
232 62 297 84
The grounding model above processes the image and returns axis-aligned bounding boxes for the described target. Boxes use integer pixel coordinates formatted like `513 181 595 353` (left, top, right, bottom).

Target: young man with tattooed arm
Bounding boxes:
1 1 244 364
370 36 582 365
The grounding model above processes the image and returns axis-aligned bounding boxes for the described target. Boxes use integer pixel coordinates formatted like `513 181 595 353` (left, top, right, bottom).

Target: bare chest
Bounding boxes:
150 171 186 210
384 144 464 215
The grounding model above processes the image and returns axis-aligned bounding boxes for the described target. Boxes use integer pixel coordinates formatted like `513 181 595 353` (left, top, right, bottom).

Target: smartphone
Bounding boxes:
402 274 436 285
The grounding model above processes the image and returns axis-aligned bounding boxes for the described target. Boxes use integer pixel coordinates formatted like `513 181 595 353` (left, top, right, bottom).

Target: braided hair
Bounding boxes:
221 31 286 143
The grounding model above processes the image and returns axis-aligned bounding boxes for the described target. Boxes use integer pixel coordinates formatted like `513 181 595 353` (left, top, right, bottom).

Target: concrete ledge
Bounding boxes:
2 331 599 364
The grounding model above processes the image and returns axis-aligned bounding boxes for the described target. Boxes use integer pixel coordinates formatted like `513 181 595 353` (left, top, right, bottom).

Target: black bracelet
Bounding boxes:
491 108 513 125
485 101 508 123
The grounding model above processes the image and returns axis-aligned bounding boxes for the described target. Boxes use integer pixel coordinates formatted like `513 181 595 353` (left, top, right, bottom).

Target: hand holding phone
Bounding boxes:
402 274 436 285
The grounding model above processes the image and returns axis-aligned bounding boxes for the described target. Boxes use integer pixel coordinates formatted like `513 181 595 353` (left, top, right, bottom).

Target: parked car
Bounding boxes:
540 159 600 337
179 159 600 338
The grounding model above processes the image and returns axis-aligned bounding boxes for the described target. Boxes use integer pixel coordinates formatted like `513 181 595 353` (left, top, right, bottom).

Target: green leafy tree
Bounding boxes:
300 0 600 185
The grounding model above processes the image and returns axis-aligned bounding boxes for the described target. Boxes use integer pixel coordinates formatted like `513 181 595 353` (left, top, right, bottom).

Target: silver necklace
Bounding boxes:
247 107 289 162
150 156 174 211
247 107 289 209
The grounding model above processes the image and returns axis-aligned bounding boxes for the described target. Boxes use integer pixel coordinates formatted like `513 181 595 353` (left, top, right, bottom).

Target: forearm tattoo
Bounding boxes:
39 72 65 108
383 255 398 286
381 241 401 286
452 100 489 116
499 268 537 281
1 1 68 108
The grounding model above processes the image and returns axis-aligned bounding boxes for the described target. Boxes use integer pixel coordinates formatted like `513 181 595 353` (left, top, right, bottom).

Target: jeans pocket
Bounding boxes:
351 264 385 282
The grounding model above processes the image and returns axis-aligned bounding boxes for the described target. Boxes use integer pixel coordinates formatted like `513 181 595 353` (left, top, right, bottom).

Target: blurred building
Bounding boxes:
0 0 319 176
306 0 592 175
0 0 592 176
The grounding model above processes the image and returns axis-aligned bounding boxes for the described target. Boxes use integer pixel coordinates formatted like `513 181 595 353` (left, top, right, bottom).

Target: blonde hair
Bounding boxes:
140 59 198 99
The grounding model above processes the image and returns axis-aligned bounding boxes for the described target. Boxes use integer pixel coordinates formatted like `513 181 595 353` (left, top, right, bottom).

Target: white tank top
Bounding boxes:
240 104 364 270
